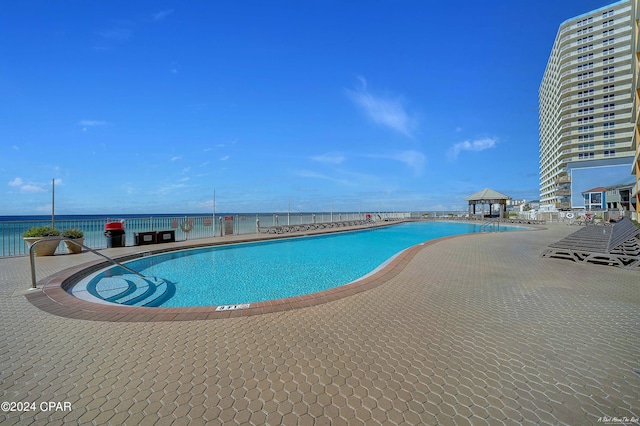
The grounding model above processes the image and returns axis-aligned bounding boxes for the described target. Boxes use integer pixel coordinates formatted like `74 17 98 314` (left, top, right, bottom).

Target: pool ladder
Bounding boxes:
480 218 501 232
28 237 150 289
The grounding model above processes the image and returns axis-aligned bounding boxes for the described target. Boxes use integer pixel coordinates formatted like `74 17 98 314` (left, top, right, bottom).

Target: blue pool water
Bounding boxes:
72 221 524 307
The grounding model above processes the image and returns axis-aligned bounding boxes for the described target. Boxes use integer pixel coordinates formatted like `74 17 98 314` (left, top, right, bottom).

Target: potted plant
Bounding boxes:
62 229 85 254
23 226 62 256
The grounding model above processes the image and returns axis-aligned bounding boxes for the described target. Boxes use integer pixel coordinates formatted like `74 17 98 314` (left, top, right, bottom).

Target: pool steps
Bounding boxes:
90 274 175 307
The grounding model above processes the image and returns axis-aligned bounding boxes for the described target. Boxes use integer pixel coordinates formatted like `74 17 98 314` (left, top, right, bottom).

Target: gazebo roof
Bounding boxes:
465 188 511 202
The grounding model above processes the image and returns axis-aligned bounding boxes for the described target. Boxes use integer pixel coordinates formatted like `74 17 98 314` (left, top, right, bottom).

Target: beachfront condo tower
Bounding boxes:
632 0 640 221
539 0 638 215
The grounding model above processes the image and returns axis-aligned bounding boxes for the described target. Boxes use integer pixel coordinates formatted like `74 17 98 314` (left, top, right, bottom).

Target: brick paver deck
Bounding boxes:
1 223 638 425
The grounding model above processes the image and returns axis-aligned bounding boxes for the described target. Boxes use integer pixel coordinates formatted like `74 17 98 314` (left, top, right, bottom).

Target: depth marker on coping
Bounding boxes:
215 304 251 311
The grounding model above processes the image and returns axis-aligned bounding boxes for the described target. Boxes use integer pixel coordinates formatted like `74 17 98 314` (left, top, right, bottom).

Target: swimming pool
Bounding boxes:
71 221 523 308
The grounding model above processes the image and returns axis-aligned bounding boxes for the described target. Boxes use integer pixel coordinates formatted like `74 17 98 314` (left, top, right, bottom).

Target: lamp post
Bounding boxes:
51 179 55 229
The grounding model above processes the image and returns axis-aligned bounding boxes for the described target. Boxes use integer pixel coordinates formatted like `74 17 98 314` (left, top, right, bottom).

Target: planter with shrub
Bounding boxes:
62 229 85 254
23 226 62 256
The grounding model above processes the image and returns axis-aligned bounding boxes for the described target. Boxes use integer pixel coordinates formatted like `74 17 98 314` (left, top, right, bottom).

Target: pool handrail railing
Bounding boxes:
29 237 148 289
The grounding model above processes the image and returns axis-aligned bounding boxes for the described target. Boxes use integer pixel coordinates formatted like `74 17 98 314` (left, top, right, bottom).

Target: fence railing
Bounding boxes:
1 212 411 257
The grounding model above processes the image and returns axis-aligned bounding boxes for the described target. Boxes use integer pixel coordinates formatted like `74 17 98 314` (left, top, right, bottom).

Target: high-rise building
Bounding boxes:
632 0 640 221
539 0 637 213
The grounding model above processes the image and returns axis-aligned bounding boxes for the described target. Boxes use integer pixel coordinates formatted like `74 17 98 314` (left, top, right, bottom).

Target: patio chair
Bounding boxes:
541 218 640 270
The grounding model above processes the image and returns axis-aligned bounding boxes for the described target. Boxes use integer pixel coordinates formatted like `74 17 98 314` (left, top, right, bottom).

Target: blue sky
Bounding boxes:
0 0 619 215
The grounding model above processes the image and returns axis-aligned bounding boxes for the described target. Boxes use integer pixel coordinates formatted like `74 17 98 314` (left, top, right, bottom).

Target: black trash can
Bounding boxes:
104 222 126 248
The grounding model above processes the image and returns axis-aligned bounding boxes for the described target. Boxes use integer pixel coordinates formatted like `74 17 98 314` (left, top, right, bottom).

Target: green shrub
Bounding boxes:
23 226 61 237
62 229 84 239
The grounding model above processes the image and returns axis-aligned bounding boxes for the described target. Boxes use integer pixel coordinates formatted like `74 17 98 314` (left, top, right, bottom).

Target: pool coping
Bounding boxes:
25 223 540 322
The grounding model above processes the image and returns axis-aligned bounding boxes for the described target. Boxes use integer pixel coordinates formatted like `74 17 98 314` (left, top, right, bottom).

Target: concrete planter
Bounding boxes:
63 238 84 254
23 237 61 256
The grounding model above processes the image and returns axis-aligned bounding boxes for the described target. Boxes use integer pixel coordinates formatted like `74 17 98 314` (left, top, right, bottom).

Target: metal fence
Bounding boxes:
1 212 411 257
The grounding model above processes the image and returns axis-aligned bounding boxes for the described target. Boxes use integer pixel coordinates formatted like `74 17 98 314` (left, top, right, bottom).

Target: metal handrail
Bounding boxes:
29 237 147 289
480 218 501 232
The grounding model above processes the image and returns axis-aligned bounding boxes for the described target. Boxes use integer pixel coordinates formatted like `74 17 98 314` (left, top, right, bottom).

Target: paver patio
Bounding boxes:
1 223 638 425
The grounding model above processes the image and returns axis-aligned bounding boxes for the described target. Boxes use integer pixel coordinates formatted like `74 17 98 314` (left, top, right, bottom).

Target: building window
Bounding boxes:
604 141 616 148
603 57 614 65
603 103 615 111
578 71 595 80
577 80 595 88
603 37 615 46
602 19 614 27
578 116 594 124
604 112 615 119
578 143 595 151
604 150 616 157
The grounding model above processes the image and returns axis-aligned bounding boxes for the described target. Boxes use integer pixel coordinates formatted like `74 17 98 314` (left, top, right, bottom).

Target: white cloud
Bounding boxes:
54 178 63 185
365 150 426 175
21 185 46 193
12 145 19 151
155 183 188 195
311 153 345 165
152 9 174 21
391 150 426 175
8 177 51 193
296 170 352 186
346 76 415 138
220 155 230 161
170 156 181 162
448 137 498 159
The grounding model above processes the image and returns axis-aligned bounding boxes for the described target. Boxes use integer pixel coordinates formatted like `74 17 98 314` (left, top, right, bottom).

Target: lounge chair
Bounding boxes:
541 218 640 269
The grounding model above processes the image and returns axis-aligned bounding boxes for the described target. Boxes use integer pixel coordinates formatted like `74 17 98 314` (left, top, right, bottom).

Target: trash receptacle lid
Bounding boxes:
105 222 124 231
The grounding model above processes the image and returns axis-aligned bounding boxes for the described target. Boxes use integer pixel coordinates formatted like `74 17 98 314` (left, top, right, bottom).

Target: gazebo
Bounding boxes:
465 188 511 219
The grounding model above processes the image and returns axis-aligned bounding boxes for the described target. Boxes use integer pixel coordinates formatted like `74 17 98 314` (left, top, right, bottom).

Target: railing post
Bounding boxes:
29 243 37 289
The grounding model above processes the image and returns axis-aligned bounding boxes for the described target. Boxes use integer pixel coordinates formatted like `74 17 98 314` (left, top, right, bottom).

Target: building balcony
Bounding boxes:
556 175 571 184
556 189 571 196
556 202 572 210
